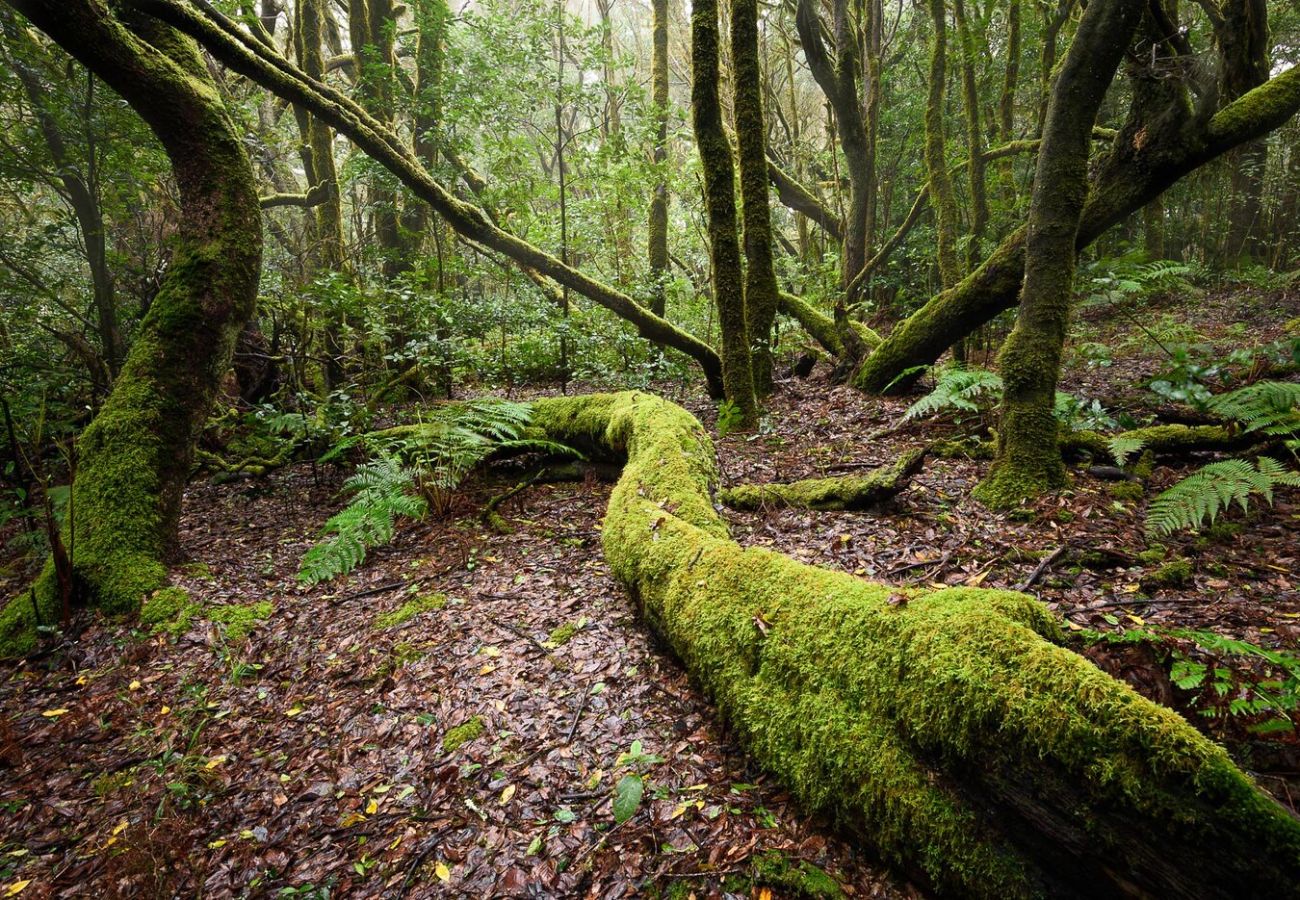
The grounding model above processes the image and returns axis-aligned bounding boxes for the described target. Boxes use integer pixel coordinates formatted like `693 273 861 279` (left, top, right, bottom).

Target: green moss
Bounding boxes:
1284 317 1300 337
930 438 994 460
1108 481 1145 502
205 600 273 643
139 586 201 636
1137 547 1168 566
441 715 485 753
530 391 1300 897
546 620 581 646
1141 559 1193 591
720 450 923 511
751 851 845 899
374 592 447 629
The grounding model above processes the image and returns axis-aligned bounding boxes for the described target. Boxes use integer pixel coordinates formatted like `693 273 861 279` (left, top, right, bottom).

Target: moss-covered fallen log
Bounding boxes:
531 391 1300 898
720 449 923 511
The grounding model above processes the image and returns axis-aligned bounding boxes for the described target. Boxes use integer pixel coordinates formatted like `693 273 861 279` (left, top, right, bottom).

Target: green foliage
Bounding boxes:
902 365 1003 421
612 773 644 824
1146 457 1300 536
1206 380 1300 442
1081 257 1196 308
1107 435 1147 466
298 454 427 584
715 399 746 437
441 716 484 753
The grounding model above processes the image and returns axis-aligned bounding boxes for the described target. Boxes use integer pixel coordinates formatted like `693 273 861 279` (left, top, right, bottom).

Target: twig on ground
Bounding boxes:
1018 544 1070 591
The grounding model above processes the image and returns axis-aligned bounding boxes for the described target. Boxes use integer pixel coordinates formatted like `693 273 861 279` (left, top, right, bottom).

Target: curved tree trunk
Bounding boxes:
0 0 261 654
925 0 961 292
974 0 1142 507
692 0 757 422
852 57 1300 393
137 0 725 397
532 390 1300 899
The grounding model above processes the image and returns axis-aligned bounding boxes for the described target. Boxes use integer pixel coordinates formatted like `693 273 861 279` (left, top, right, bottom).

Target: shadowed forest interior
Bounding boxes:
1 0 1300 896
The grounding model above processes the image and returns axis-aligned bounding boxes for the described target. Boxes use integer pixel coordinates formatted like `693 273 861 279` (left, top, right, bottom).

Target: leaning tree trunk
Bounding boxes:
974 0 1142 507
851 57 1300 393
532 391 1300 899
691 0 757 423
0 0 261 655
138 0 725 396
730 0 780 396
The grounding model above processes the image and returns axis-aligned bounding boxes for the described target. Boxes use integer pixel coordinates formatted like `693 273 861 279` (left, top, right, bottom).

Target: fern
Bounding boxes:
1145 457 1300 537
1207 381 1300 439
298 454 426 584
303 400 579 581
1108 436 1147 467
903 367 1004 421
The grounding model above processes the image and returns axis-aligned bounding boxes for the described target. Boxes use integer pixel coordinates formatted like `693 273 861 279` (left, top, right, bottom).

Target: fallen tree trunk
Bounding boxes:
720 448 923 511
531 391 1300 898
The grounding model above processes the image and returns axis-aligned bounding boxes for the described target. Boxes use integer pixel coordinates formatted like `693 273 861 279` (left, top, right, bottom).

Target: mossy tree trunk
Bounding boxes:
691 0 757 423
532 391 1300 899
953 0 988 271
293 0 348 390
852 38 1300 393
0 0 261 653
975 0 1142 508
1213 0 1270 264
997 0 1021 206
729 0 780 396
646 0 670 317
924 0 962 293
794 0 873 361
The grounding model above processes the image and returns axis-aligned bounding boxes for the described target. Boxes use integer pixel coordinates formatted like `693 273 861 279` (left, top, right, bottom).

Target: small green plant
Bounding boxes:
1206 380 1300 444
1146 457 1300 536
716 399 746 437
298 454 426 584
903 366 1003 422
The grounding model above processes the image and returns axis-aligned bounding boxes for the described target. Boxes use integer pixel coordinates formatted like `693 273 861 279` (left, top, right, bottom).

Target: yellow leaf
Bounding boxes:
5 880 31 896
365 798 379 815
285 705 303 717
340 812 367 827
685 784 708 791
388 835 402 851
111 819 130 836
479 664 495 675
965 569 989 587
75 675 88 685
434 862 451 882
1126 614 1145 626
205 755 227 770
160 706 170 716
499 785 516 804
670 802 690 820
129 680 141 691
758 889 773 900
208 839 227 849
371 783 391 794
480 646 501 658
41 708 69 718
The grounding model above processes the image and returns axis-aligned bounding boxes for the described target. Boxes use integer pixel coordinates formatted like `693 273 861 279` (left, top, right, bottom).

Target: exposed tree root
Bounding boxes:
719 449 924 511
531 391 1300 899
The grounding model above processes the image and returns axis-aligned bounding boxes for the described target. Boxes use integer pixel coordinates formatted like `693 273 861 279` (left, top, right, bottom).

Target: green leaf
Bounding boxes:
612 774 643 824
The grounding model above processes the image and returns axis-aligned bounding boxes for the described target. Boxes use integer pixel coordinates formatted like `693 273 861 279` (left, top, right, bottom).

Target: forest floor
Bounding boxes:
1 284 1298 899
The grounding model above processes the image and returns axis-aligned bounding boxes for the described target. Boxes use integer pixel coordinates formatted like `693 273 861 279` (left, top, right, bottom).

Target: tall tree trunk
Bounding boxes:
974 0 1142 506
997 0 1021 205
794 0 872 361
730 0 779 395
1216 0 1270 264
925 0 961 291
692 0 757 422
0 0 261 653
954 0 988 269
647 0 670 317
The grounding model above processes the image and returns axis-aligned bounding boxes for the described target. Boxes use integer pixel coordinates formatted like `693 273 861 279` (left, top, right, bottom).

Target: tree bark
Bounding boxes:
647 0 670 317
692 0 757 421
0 0 261 654
730 0 780 395
974 0 1142 507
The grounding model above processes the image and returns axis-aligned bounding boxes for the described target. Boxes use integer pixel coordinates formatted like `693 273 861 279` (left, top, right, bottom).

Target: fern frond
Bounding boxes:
1108 436 1147 466
903 367 1003 421
1208 381 1300 437
1146 457 1298 537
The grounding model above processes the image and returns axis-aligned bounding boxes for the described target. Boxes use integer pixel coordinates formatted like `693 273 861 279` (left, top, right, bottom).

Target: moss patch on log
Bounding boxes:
720 449 924 511
531 390 1300 898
